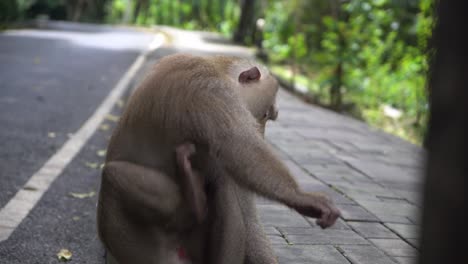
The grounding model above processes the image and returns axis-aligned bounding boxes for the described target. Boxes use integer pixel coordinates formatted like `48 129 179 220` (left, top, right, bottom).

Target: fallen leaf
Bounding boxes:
72 216 80 221
97 149 107 157
34 57 41 65
23 185 38 191
99 124 110 131
105 114 120 122
69 191 95 199
84 162 99 169
57 248 72 261
48 132 56 138
100 163 105 170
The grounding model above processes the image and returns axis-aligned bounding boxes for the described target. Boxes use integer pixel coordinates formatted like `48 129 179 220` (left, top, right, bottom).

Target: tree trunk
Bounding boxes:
192 0 201 22
329 0 344 110
233 0 257 44
133 0 142 23
123 0 132 23
419 2 468 264
219 0 226 21
72 0 85 21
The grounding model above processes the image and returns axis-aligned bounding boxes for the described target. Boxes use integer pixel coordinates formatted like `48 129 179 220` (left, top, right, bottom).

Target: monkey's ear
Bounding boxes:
239 67 261 83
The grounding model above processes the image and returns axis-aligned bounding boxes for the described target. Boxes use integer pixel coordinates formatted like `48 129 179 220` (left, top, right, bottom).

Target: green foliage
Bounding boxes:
0 0 19 24
4 0 433 144
107 0 125 23
306 0 433 144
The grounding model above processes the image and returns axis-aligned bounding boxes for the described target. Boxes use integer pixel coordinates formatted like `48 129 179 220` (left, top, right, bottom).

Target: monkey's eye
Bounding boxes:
263 111 269 120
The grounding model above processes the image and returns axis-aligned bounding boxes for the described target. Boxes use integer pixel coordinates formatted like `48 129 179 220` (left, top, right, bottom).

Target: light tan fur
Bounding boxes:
97 54 340 264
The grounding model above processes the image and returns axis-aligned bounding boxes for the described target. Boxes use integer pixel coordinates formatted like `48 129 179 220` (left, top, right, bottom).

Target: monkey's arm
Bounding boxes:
207 177 246 264
190 87 339 227
220 131 339 228
102 161 183 217
240 191 278 264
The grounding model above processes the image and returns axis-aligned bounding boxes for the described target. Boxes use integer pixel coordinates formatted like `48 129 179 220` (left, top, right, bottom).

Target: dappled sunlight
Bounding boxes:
158 26 254 56
3 29 153 52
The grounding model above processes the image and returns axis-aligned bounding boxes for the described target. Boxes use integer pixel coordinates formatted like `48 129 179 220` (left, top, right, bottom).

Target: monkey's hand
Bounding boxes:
293 193 341 229
176 143 207 224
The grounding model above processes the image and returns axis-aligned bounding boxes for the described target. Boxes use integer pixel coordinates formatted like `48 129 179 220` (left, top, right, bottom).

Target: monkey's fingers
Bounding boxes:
294 193 329 219
316 205 341 229
187 170 207 224
175 143 196 159
176 143 207 224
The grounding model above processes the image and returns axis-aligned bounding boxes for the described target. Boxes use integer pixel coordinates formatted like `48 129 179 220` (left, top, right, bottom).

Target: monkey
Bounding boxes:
97 53 341 264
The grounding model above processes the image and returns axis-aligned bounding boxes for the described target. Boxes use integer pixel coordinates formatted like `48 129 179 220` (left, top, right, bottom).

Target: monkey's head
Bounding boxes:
219 56 279 136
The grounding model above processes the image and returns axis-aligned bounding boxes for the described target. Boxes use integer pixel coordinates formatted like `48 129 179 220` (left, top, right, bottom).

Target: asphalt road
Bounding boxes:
0 22 153 264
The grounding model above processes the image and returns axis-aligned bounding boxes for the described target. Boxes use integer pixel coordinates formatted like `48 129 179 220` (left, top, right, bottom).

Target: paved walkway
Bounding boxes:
155 27 423 264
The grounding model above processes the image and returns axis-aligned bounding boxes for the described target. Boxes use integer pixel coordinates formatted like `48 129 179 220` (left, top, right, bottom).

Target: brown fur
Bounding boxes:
97 54 340 264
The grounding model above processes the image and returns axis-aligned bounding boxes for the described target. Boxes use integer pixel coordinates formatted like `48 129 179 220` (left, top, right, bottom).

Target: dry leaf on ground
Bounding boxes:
57 248 72 261
105 114 120 122
84 162 99 169
99 124 110 131
69 191 95 199
97 149 106 157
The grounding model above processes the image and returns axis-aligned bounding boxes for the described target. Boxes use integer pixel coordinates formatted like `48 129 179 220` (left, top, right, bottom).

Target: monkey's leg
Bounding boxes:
206 177 246 264
239 190 278 264
99 161 198 264
101 161 184 219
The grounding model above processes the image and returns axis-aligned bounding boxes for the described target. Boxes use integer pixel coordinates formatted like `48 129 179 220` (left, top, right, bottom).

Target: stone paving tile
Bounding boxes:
294 128 371 142
343 159 422 185
348 222 399 239
356 200 420 224
406 239 419 249
274 245 350 264
303 164 374 184
393 257 417 264
279 228 369 245
330 182 402 205
370 239 418 257
406 213 421 225
263 226 281 235
384 223 419 240
283 160 324 185
300 182 356 205
257 204 311 228
390 190 422 206
376 196 409 204
336 204 379 222
304 218 351 230
378 215 414 225
268 235 289 245
339 245 397 264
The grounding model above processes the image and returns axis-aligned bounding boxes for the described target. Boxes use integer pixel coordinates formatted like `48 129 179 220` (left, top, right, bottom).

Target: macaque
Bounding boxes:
97 54 340 264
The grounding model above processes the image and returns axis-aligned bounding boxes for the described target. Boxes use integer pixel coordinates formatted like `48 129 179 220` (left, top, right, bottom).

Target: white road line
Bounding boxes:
0 33 164 242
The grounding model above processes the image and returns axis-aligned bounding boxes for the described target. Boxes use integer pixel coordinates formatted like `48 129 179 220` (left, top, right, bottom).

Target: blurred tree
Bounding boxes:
132 0 148 23
0 0 18 24
66 0 108 21
329 0 344 110
420 1 468 263
233 0 258 44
